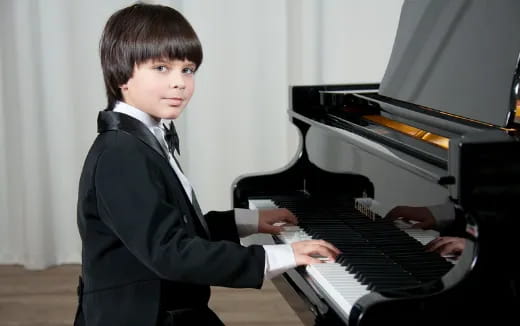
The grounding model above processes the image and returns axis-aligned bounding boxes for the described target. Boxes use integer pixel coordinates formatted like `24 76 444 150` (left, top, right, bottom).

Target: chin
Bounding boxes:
161 108 184 120
168 111 183 120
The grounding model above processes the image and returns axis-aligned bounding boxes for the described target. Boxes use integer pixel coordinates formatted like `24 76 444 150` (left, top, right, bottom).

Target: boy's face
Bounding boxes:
120 58 196 120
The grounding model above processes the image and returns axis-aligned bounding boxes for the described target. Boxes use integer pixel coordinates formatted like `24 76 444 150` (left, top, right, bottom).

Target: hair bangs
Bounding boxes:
133 11 203 69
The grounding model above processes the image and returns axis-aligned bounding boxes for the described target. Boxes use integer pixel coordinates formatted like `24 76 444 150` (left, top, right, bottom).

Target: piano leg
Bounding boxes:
271 273 316 326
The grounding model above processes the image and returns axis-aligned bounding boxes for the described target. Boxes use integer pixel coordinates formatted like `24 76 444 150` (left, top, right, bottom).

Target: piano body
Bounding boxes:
233 1 520 325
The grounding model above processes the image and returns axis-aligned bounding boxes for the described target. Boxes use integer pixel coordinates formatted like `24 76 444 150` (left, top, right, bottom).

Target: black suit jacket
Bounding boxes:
75 111 265 325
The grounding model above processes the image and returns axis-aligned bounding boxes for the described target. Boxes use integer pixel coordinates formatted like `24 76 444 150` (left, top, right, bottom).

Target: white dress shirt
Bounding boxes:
428 201 456 231
113 101 296 280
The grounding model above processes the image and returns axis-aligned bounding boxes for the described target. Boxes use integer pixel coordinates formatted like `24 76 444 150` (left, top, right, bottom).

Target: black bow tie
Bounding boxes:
163 121 180 155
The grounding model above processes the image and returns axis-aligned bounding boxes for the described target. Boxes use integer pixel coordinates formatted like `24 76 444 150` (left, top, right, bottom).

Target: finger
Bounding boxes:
291 240 340 257
425 237 443 251
439 240 464 256
271 225 283 234
425 237 449 252
384 207 402 220
428 236 457 244
262 224 283 234
276 216 297 225
264 209 297 225
304 243 339 261
432 242 449 255
436 242 462 256
310 240 341 255
299 255 324 266
279 209 298 225
284 215 299 225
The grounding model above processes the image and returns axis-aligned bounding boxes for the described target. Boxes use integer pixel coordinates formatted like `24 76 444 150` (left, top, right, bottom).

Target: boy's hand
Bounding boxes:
258 208 298 234
385 205 436 230
291 240 341 266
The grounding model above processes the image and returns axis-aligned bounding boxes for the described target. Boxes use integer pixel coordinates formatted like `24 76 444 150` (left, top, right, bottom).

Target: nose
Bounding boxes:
169 71 185 89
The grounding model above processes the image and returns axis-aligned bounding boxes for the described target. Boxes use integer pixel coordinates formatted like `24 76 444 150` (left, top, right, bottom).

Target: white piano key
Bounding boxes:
393 219 439 245
306 264 356 318
248 199 278 210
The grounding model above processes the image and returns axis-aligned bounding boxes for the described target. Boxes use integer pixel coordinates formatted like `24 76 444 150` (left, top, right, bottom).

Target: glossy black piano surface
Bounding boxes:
233 0 520 325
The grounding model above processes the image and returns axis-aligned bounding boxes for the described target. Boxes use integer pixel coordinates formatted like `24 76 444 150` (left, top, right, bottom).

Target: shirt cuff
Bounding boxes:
427 201 455 231
263 244 297 280
234 208 258 237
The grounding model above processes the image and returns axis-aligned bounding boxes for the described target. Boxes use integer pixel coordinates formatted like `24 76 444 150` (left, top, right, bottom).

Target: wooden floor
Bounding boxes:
0 264 303 326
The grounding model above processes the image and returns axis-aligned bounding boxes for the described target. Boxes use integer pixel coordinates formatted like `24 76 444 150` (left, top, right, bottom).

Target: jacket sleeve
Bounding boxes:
95 134 265 289
204 210 240 243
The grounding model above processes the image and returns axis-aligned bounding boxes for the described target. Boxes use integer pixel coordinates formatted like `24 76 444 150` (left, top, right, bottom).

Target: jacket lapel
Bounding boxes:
97 110 211 239
97 110 166 160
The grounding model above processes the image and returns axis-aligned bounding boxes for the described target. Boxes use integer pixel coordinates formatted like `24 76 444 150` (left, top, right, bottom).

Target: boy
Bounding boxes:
75 3 339 326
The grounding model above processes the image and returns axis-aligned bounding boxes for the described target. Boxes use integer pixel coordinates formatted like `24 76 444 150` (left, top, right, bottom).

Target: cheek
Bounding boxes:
185 81 195 100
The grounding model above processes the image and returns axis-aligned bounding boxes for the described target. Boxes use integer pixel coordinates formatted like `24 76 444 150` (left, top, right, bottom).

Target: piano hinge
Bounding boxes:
297 178 311 197
300 178 310 197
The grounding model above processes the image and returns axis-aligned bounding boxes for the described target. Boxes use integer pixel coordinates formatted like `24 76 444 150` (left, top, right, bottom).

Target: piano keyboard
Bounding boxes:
249 197 453 322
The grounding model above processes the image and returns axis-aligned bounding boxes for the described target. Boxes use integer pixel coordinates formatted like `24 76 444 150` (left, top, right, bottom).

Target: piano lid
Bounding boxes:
380 0 520 128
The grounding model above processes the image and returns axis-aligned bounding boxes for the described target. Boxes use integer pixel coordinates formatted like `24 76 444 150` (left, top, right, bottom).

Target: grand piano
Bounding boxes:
233 1 520 325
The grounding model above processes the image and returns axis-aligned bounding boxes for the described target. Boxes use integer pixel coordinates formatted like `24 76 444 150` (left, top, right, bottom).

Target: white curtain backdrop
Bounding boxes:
0 0 404 269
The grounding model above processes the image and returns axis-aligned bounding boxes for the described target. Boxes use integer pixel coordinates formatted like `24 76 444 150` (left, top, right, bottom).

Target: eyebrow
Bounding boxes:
150 59 169 65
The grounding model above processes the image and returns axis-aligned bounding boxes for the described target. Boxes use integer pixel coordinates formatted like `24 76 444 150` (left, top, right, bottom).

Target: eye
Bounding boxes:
154 65 168 72
183 66 196 74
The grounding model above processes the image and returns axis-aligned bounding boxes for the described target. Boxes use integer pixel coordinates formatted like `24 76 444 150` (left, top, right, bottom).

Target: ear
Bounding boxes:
120 83 129 91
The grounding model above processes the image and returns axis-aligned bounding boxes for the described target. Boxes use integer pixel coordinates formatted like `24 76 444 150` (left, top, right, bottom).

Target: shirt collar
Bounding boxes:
113 101 160 129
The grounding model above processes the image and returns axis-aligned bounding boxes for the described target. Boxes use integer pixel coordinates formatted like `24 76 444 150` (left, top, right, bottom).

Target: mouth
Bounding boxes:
163 97 184 107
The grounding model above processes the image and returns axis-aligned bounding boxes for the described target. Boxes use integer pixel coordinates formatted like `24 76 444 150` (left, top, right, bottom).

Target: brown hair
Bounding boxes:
100 3 203 109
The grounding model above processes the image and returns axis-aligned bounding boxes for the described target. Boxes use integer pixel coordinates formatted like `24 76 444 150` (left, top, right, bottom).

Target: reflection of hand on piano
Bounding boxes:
290 240 341 266
385 205 436 230
425 236 465 258
258 208 298 234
